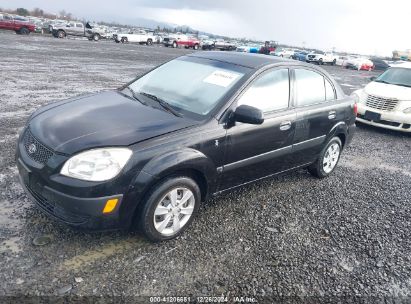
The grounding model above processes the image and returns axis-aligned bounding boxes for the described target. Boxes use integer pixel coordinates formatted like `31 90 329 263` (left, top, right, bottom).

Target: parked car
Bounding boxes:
213 39 236 51
335 55 351 67
272 48 295 58
353 62 411 132
201 39 215 50
113 29 155 45
52 21 103 41
306 52 337 65
0 12 35 34
163 34 201 50
293 51 309 61
345 57 374 71
370 57 390 71
16 52 356 242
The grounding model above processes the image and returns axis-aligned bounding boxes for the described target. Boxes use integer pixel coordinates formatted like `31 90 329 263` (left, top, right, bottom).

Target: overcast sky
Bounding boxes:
1 0 410 56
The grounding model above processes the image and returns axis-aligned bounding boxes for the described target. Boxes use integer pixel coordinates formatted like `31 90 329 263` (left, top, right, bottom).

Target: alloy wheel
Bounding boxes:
323 143 340 173
153 187 195 236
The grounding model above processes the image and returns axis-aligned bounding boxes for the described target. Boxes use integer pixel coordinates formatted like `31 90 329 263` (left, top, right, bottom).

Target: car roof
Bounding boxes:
187 51 299 69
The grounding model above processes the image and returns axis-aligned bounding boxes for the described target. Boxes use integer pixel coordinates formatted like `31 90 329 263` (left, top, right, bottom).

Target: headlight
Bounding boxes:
403 107 411 114
350 92 360 104
61 148 132 181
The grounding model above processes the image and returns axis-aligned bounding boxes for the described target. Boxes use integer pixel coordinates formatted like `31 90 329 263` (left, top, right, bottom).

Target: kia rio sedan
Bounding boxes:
16 52 356 241
353 62 411 132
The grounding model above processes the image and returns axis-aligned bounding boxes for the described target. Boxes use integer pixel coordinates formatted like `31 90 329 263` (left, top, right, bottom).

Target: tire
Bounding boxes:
20 27 30 35
193 44 199 50
138 176 201 242
57 30 65 38
92 34 100 41
172 41 177 48
332 59 336 66
146 39 153 45
121 37 128 43
308 137 342 178
115 40 120 43
318 59 323 65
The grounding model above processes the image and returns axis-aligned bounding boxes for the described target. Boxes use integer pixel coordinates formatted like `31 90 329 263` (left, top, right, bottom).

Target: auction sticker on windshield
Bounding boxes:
203 70 240 87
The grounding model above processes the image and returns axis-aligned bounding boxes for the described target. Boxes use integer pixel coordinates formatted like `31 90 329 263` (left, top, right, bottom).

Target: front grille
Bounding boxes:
23 129 54 165
366 94 398 111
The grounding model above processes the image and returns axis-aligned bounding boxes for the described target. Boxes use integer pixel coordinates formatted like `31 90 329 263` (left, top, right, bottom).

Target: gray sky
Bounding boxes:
1 0 410 56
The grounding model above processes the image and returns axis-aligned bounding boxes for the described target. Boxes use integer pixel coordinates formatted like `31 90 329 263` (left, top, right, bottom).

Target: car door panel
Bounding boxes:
291 68 346 165
220 110 296 190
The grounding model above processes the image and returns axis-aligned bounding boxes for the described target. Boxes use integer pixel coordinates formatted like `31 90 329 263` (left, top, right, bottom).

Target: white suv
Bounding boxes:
306 52 337 65
352 62 411 132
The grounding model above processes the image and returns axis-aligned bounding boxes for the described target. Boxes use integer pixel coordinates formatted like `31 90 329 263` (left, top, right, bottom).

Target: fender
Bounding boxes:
130 148 217 203
327 121 348 147
119 148 218 229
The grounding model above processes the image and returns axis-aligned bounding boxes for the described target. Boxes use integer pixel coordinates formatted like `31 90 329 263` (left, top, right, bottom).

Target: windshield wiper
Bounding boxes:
126 87 147 105
374 79 390 84
138 92 182 117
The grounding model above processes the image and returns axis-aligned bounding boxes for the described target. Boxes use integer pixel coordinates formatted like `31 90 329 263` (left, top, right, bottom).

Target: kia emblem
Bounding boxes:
28 143 37 154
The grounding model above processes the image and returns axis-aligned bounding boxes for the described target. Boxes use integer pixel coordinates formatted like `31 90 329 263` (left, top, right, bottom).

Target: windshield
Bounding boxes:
128 57 247 117
376 68 411 87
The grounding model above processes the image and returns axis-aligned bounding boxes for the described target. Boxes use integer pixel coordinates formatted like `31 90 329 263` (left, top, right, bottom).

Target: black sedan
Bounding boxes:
16 52 356 241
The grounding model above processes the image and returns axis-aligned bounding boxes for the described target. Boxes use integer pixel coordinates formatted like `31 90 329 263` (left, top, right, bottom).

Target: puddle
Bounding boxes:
60 237 146 271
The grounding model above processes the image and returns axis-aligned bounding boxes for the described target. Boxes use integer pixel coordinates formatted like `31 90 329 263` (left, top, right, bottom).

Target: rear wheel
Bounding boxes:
92 34 100 41
172 41 177 48
318 59 323 65
193 44 199 50
57 30 65 38
138 176 201 242
121 37 128 43
20 27 30 35
146 39 153 45
308 137 342 178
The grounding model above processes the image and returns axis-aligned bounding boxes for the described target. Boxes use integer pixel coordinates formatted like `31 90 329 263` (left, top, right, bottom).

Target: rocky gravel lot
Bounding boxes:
1 31 411 302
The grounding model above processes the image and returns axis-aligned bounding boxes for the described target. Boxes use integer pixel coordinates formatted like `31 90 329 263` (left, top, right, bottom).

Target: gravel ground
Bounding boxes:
1 31 411 302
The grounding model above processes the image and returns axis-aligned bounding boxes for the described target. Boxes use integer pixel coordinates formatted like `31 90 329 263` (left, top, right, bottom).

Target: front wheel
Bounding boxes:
172 41 177 48
20 27 30 35
138 176 201 242
92 34 100 41
193 44 199 50
308 137 342 178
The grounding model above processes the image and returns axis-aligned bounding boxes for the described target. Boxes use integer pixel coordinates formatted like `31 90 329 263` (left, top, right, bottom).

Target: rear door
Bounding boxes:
74 23 84 36
291 68 342 165
220 68 296 190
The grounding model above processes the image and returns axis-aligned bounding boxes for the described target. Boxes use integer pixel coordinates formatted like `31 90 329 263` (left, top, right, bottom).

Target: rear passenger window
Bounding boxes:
76 23 83 28
325 78 335 100
295 69 325 106
237 69 290 113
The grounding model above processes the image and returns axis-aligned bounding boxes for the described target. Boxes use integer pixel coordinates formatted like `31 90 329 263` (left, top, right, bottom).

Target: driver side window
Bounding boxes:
237 69 290 113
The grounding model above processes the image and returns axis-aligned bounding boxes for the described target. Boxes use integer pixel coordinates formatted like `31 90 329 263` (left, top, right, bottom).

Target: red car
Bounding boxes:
0 13 35 34
163 34 201 50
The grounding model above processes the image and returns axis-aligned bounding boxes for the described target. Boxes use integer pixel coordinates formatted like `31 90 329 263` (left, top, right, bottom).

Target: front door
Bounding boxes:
220 68 296 190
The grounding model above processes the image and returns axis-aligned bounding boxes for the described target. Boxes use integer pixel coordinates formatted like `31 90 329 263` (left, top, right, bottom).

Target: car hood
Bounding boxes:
29 90 199 154
365 81 411 100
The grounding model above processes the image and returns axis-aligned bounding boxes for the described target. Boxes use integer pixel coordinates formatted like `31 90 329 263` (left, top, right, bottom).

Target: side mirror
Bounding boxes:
234 105 264 125
370 76 376 81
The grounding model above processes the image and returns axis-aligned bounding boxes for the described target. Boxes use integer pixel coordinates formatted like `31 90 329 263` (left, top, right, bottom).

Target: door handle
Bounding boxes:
328 110 336 119
280 121 292 131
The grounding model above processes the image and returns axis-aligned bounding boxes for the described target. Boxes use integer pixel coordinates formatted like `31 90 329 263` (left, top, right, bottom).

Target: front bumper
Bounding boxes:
17 158 124 230
15 129 136 231
356 103 411 132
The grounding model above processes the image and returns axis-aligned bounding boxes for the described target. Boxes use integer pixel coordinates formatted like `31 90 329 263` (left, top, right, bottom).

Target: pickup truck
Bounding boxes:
163 34 201 50
113 30 155 45
52 22 103 41
213 39 236 51
306 52 337 65
0 13 35 34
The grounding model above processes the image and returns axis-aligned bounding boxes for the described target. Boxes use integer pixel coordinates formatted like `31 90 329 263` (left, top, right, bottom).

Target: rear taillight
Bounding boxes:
353 103 358 116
